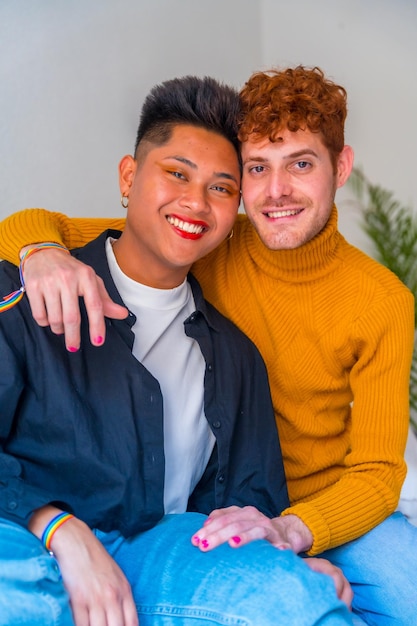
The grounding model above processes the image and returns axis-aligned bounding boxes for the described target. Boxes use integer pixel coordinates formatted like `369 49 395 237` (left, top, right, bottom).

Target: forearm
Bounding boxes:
0 208 124 265
290 292 414 555
29 505 138 625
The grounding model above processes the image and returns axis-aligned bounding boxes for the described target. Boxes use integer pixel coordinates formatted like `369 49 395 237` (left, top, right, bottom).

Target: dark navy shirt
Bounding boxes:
0 231 288 537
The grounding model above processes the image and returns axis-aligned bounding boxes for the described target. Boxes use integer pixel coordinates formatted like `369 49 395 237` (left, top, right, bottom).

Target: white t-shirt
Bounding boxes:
106 239 215 513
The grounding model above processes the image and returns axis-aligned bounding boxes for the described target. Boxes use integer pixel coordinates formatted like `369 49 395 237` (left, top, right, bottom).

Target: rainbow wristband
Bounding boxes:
19 243 70 289
41 512 74 552
0 243 69 313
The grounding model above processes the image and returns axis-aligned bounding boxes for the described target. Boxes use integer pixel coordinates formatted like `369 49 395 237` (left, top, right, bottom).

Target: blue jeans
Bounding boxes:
97 512 352 625
0 513 353 625
321 512 417 625
0 518 74 626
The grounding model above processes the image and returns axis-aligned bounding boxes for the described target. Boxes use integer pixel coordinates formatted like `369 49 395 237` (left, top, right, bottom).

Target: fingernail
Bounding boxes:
232 536 241 544
201 539 209 549
68 346 78 353
193 536 200 544
94 336 103 345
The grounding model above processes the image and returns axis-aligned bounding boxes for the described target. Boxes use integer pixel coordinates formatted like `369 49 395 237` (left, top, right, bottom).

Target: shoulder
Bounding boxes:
337 236 413 302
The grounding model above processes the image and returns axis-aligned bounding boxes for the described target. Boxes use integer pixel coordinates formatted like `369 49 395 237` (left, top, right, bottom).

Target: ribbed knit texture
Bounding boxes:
0 206 414 554
0 209 125 264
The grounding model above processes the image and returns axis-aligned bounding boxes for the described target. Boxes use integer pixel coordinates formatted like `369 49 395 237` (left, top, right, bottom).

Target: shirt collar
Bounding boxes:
73 229 220 331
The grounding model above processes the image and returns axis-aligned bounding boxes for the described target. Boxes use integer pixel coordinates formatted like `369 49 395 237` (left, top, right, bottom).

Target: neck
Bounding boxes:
112 236 191 289
246 205 342 282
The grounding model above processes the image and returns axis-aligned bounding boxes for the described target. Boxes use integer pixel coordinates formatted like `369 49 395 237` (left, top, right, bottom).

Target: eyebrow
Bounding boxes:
167 155 239 184
243 148 319 165
283 149 319 160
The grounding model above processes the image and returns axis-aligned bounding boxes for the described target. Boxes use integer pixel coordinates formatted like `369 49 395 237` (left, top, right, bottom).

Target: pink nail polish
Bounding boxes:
232 536 241 544
95 336 103 345
201 539 209 549
68 346 78 353
193 535 200 544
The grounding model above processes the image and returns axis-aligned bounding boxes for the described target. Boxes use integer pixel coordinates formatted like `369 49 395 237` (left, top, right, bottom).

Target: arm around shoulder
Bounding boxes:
0 208 124 265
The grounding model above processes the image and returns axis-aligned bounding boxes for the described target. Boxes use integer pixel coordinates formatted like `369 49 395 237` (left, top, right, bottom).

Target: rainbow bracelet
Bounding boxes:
0 243 69 313
41 511 74 552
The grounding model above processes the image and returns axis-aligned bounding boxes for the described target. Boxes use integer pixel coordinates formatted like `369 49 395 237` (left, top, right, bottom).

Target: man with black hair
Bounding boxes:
0 76 352 626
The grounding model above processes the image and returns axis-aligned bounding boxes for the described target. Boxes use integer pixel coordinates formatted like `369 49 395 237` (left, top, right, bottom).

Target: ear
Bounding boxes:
335 145 354 189
118 155 137 197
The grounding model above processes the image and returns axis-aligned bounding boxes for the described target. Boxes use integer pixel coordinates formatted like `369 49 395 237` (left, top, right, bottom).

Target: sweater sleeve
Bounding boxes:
281 287 415 555
0 209 125 265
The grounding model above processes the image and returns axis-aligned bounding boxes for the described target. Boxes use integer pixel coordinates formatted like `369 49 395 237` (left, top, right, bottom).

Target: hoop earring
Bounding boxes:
227 229 234 240
121 195 129 209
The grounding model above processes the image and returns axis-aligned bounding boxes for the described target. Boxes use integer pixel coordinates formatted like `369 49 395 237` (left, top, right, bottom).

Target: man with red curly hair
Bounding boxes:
1 66 417 624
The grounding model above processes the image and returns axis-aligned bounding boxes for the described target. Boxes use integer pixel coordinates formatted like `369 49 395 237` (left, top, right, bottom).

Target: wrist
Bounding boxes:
29 505 62 538
19 243 70 293
41 511 75 552
19 242 68 261
274 514 313 553
0 243 69 314
29 506 75 553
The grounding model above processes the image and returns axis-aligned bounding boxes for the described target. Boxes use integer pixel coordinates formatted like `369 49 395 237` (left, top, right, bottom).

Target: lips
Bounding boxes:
166 215 208 239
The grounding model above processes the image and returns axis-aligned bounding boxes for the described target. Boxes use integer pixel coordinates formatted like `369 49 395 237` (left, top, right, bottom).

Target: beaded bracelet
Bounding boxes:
41 511 75 552
0 243 69 313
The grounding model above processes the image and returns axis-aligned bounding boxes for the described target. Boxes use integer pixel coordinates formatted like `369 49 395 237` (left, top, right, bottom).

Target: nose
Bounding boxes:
179 184 209 213
266 170 292 199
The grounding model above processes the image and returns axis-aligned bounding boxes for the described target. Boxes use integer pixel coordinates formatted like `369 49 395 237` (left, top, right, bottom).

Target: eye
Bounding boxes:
211 184 230 194
169 170 186 180
295 160 310 170
248 165 266 174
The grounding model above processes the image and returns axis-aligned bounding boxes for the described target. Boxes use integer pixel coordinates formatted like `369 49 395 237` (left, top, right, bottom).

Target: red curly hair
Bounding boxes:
238 66 347 167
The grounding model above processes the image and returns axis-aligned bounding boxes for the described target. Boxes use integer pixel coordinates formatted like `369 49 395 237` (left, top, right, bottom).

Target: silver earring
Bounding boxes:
121 195 129 209
227 229 234 240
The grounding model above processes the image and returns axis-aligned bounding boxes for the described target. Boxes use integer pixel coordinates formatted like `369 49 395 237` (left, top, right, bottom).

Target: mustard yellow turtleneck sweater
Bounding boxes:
0 207 414 555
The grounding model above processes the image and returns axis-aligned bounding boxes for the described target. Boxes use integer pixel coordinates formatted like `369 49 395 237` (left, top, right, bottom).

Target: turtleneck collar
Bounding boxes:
244 205 343 283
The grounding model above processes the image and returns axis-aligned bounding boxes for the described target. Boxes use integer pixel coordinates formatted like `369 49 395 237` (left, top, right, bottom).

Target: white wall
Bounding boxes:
0 0 261 218
260 0 417 253
1 0 416 256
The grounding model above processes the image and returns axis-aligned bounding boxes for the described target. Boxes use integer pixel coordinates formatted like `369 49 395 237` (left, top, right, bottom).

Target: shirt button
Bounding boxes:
212 421 221 428
189 313 197 322
217 475 225 483
207 364 213 372
8 501 17 511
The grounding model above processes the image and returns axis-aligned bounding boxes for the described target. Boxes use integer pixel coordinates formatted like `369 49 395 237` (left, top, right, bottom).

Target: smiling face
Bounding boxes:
113 124 241 288
241 128 353 251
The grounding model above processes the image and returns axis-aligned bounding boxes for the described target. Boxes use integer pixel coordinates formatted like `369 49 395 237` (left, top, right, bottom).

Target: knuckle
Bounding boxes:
62 310 81 326
32 312 49 326
79 263 99 284
88 298 105 314
101 581 124 604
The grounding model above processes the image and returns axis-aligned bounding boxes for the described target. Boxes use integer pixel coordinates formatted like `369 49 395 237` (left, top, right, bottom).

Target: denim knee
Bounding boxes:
103 513 353 626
